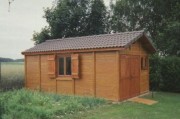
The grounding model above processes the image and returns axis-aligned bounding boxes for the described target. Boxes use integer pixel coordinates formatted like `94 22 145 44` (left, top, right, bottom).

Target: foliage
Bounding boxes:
44 0 90 39
0 58 13 62
0 89 106 119
86 0 107 35
150 55 180 92
157 21 180 56
32 0 107 44
32 26 51 45
0 62 24 91
149 54 162 91
0 58 24 62
160 56 180 92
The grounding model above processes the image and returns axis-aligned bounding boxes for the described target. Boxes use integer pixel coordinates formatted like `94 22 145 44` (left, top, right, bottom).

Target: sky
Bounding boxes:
0 0 110 59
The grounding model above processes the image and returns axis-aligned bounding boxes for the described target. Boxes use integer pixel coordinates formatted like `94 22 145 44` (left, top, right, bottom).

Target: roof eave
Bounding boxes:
21 47 126 55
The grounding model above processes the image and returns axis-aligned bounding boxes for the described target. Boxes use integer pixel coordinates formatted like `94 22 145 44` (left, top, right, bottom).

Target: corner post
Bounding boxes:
93 52 96 97
116 51 120 101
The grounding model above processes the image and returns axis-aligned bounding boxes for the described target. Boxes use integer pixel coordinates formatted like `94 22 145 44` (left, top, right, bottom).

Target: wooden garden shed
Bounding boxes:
22 30 156 101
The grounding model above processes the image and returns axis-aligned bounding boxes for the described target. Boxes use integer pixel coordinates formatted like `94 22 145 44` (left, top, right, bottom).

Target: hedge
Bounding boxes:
149 55 180 92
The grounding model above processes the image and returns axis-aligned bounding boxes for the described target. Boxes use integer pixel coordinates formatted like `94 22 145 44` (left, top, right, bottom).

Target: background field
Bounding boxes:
0 62 24 91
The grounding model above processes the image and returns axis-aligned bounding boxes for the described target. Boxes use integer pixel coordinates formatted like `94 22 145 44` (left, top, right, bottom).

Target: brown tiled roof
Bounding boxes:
22 30 156 54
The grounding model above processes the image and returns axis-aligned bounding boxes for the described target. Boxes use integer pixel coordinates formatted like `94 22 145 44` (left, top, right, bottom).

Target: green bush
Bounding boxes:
150 55 180 92
149 54 162 91
160 56 180 92
0 89 106 119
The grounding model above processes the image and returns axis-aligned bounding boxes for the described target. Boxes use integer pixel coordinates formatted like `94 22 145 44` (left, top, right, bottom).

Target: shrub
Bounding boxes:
160 56 180 92
150 55 180 92
0 89 106 119
149 54 162 91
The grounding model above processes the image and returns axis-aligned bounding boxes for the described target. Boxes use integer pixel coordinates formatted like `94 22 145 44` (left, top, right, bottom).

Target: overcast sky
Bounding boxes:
0 0 110 59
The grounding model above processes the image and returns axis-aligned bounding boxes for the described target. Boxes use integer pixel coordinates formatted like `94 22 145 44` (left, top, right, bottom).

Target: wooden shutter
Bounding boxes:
48 55 56 78
71 54 79 79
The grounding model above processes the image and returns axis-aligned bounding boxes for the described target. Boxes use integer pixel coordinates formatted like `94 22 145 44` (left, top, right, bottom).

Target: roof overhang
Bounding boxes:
22 47 125 55
124 33 156 54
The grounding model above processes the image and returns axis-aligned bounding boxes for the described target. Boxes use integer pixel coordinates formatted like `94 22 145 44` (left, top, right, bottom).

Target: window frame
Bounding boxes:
141 56 148 70
57 55 72 77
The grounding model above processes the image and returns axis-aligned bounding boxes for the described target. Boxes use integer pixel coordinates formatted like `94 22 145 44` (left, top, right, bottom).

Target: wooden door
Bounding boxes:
120 55 140 100
129 56 140 97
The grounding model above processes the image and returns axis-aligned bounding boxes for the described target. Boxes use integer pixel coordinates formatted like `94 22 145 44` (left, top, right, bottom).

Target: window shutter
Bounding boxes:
48 55 56 78
71 54 79 79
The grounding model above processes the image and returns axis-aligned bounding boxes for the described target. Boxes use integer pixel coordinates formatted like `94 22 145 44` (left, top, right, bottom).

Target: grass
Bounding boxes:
1 90 178 119
67 92 180 119
0 62 24 91
0 89 106 119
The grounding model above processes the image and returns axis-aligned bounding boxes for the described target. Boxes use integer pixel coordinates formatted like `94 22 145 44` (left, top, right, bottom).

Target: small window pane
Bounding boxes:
66 57 71 75
141 57 144 69
141 57 148 70
59 57 64 75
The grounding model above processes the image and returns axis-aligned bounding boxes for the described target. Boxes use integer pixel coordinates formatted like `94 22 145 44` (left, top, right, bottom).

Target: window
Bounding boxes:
59 57 64 75
66 57 71 75
58 56 71 76
141 56 148 70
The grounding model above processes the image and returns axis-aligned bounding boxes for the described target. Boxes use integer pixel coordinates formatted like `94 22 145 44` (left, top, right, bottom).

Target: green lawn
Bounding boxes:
67 92 180 119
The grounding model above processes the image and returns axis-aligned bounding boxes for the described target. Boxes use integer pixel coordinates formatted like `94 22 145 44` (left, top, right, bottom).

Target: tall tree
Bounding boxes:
32 0 108 44
32 26 51 44
32 0 90 44
44 0 90 38
86 0 107 35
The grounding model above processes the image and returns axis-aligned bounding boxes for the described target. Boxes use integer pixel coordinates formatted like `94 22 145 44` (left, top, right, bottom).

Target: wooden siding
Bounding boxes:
40 55 56 92
26 55 40 90
75 53 94 96
95 52 119 101
56 80 73 95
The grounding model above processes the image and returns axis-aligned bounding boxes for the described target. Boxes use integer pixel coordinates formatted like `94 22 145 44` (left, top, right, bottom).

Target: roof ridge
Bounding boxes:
46 30 144 42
